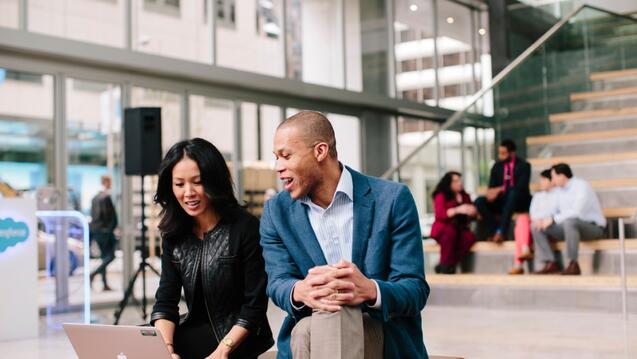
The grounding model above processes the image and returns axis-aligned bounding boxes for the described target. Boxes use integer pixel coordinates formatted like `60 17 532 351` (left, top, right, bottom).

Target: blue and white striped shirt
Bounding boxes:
300 167 354 264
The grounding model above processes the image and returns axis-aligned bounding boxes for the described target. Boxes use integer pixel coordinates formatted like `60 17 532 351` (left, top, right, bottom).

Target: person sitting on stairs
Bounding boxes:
475 139 532 244
430 171 477 274
533 163 606 275
510 169 558 275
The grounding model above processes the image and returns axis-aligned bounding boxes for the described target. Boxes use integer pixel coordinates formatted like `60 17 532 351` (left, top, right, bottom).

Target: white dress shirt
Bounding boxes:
291 166 381 309
529 189 558 222
553 177 606 227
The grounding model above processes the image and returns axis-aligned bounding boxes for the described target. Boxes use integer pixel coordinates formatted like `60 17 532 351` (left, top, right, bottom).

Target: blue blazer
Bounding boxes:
260 168 429 359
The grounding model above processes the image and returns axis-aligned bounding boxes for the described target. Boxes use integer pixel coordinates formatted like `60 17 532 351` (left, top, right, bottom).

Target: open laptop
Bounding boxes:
64 323 173 359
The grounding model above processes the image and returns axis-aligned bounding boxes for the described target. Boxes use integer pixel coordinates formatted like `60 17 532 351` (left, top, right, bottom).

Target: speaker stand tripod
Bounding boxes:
114 174 161 325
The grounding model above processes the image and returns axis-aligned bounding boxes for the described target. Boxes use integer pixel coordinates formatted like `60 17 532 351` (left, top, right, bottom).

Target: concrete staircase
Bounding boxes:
426 69 637 313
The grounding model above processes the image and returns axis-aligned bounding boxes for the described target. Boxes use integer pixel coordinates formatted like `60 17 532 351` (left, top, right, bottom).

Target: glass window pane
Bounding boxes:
0 0 19 28
394 0 436 103
133 0 212 63
327 114 361 171
216 0 285 77
189 94 234 162
28 0 126 48
436 0 477 110
241 102 258 163
358 0 392 95
344 0 363 91
131 87 182 155
286 0 345 87
66 77 124 303
259 104 281 165
0 68 54 192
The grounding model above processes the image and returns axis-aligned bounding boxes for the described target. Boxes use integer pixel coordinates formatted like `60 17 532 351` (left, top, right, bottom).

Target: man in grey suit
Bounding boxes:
260 111 429 358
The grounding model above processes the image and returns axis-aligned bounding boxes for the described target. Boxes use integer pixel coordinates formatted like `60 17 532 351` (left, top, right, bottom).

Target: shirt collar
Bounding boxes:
300 164 353 207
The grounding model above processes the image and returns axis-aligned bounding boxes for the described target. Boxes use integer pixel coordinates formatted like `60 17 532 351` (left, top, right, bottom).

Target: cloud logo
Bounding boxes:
0 217 30 254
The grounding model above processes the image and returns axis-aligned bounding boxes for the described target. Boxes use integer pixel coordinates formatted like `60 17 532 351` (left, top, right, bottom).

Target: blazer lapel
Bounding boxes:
350 168 374 270
290 201 327 266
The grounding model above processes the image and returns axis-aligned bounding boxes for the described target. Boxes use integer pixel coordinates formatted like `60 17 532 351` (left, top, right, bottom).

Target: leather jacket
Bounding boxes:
151 210 273 358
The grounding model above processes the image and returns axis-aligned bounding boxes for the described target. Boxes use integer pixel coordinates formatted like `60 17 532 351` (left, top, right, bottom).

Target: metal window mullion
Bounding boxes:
282 0 288 78
181 89 190 138
208 0 216 64
233 101 243 202
385 0 396 98
340 0 347 89
126 0 133 50
432 0 441 107
120 82 135 286
53 72 70 310
19 0 28 30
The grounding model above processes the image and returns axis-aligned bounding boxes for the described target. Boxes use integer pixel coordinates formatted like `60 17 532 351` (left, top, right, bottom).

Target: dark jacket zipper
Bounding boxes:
200 239 221 344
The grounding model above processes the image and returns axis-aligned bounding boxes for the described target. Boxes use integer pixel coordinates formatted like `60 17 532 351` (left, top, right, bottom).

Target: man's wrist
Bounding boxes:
365 278 378 303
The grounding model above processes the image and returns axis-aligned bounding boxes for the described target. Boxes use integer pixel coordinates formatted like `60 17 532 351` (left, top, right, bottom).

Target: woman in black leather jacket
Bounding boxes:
150 138 273 359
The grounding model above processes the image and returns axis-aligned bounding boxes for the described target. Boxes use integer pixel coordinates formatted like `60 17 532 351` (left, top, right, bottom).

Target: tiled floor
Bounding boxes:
1 303 635 359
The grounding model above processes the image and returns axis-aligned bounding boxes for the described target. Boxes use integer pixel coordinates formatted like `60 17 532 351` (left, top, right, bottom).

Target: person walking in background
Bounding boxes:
89 175 118 291
509 169 557 275
533 163 605 275
430 171 477 274
475 139 532 243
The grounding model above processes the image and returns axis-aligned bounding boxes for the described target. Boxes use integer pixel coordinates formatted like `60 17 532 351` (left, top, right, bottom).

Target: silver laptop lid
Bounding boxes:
63 323 173 359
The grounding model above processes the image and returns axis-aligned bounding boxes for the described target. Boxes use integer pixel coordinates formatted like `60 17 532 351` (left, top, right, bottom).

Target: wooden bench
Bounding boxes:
529 178 637 192
424 238 637 254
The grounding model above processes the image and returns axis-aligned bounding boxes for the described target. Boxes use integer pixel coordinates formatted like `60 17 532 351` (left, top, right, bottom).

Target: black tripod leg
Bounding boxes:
146 262 161 277
113 265 142 325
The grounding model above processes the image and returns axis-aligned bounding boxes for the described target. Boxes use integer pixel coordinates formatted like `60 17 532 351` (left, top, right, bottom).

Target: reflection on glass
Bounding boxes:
326 114 361 171
133 0 211 62
217 0 285 77
131 87 182 155
66 78 122 302
0 0 19 28
286 0 344 87
394 0 436 102
28 0 126 48
189 95 234 162
0 69 53 193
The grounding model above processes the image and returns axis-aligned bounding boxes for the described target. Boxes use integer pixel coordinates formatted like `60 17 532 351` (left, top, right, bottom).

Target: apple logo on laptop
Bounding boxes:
117 353 127 359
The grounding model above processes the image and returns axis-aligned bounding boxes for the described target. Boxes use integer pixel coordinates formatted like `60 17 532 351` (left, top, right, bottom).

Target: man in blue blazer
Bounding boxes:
260 111 429 359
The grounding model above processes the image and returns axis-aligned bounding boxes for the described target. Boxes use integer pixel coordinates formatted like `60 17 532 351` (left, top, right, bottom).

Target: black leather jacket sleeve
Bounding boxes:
235 215 269 332
150 238 182 326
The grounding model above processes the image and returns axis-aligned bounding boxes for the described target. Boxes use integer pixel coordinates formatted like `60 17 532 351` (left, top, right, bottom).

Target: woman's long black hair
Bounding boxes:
432 171 464 200
154 138 241 242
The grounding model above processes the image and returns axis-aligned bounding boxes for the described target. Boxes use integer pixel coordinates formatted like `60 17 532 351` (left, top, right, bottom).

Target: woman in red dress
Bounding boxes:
430 171 477 274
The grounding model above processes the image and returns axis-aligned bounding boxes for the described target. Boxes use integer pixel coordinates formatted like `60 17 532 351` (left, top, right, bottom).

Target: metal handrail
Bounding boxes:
382 4 637 179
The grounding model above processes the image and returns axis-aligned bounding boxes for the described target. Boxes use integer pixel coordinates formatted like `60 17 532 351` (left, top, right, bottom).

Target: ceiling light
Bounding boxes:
478 28 486 35
410 4 418 11
446 17 455 24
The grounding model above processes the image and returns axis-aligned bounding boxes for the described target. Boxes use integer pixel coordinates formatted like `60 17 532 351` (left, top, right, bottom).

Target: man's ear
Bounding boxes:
314 142 330 162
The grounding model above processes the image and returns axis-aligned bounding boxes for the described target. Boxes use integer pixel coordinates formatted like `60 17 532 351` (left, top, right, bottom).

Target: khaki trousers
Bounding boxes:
290 307 384 359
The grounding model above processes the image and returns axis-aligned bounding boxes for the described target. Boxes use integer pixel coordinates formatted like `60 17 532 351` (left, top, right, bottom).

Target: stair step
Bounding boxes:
570 86 637 102
549 106 637 123
590 68 637 82
427 274 637 289
530 178 637 192
526 128 637 145
424 238 637 254
528 151 637 167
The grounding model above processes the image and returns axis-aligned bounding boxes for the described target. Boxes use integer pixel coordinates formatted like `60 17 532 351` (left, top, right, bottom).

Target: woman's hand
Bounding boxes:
205 345 230 359
170 354 181 359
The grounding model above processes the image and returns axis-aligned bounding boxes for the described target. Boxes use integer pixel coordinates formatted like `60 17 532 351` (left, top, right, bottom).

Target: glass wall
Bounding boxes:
189 95 235 161
29 0 126 48
66 78 123 300
0 68 54 193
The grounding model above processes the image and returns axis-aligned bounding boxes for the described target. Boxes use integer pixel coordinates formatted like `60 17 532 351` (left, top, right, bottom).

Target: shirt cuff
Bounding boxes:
367 280 382 309
290 281 306 311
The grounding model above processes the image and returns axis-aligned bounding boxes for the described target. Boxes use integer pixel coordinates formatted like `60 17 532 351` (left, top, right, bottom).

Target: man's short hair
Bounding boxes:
540 169 552 180
551 163 573 178
500 139 516 153
278 111 338 158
